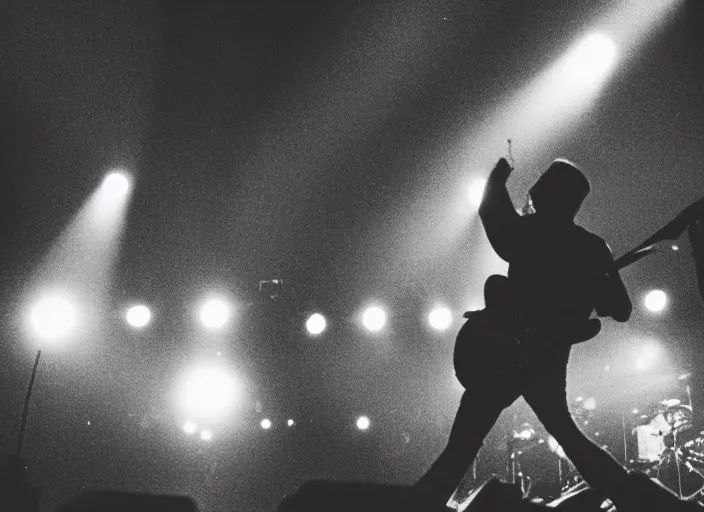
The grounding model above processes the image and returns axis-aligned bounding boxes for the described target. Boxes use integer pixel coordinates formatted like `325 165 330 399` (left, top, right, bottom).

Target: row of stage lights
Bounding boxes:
29 288 670 343
180 416 372 443
26 164 672 344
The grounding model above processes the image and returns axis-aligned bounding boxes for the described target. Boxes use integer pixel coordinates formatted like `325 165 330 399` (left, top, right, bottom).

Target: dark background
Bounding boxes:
1 1 703 510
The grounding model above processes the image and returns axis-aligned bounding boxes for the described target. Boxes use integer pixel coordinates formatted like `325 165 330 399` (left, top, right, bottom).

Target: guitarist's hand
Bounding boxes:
570 318 602 344
491 157 514 183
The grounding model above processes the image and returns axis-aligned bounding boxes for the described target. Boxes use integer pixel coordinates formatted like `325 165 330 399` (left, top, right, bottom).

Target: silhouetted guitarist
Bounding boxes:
409 158 637 511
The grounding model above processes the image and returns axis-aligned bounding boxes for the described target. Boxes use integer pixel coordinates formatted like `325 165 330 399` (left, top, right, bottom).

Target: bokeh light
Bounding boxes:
30 295 76 342
200 429 213 442
287 419 295 427
183 421 197 435
125 304 151 328
644 289 667 313
176 364 239 422
101 171 131 198
428 307 453 331
635 344 660 371
306 313 327 335
583 397 597 411
362 307 386 332
356 416 370 430
200 298 231 330
261 418 272 429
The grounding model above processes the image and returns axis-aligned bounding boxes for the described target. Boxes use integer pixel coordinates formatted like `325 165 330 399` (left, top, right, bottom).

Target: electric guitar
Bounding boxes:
453 196 704 386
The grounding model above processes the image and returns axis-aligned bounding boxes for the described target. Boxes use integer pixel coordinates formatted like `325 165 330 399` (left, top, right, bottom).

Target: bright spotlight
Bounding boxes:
177 364 239 422
362 307 386 332
101 172 131 198
644 290 667 313
200 429 213 442
468 178 487 208
428 307 453 331
30 296 76 341
306 313 327 335
261 418 272 430
125 305 151 328
635 344 660 371
183 421 197 434
564 33 617 85
356 416 370 430
200 298 230 330
287 419 295 427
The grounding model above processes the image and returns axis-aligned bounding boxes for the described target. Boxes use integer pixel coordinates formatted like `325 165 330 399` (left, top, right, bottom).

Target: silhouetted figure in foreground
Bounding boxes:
0 456 41 512
410 158 638 511
690 220 704 305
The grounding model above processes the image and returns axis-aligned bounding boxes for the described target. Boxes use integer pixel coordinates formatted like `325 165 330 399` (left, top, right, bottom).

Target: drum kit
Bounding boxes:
504 385 704 503
628 394 704 501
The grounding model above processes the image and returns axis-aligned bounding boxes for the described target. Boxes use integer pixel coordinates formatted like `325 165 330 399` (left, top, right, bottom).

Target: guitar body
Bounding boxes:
453 275 522 389
453 275 603 390
453 310 522 390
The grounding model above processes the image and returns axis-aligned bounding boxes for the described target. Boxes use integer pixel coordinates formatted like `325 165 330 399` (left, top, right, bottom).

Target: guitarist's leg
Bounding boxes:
410 377 518 510
522 349 628 497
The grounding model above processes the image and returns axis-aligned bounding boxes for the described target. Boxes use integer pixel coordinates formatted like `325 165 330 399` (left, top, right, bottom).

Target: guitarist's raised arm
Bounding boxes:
594 242 633 322
478 158 521 263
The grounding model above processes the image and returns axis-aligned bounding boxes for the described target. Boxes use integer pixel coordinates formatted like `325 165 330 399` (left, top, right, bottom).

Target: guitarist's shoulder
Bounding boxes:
574 225 613 258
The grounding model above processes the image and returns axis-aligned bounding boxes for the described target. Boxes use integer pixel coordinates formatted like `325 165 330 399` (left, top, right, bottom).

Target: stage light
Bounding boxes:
306 313 327 335
583 397 597 411
515 429 534 441
30 295 76 342
177 364 239 422
287 419 295 427
356 416 370 430
101 171 131 198
362 307 386 332
125 305 151 329
261 418 272 430
183 421 197 434
563 33 617 85
548 436 566 459
468 178 487 208
644 289 667 312
428 307 453 331
200 429 213 442
200 298 230 330
635 344 660 371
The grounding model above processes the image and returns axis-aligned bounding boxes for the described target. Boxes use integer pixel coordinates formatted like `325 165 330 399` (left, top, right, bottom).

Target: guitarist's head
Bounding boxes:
484 274 513 310
529 159 590 221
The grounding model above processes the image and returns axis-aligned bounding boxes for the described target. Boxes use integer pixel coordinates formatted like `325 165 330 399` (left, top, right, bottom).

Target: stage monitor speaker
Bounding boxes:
56 490 198 512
